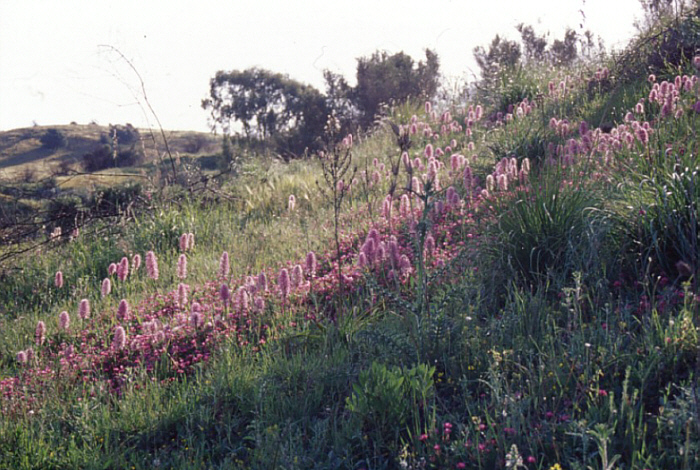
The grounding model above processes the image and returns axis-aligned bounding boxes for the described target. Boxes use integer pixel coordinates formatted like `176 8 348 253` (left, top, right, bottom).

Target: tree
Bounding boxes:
473 35 522 90
202 68 329 157
352 49 440 128
40 129 67 150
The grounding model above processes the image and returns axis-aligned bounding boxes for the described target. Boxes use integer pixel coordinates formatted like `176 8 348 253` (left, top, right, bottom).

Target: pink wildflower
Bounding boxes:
101 278 111 298
79 298 90 319
132 254 142 272
177 283 188 309
145 251 159 280
54 271 64 288
257 272 268 292
291 264 303 289
254 296 265 312
35 321 46 346
108 263 117 276
112 326 126 352
177 254 187 279
118 299 129 321
117 257 129 281
424 101 432 113
220 283 231 306
305 251 317 278
288 194 296 212
59 311 70 330
187 232 195 250
424 143 434 159
16 350 27 364
278 268 290 299
219 251 230 279
179 233 188 252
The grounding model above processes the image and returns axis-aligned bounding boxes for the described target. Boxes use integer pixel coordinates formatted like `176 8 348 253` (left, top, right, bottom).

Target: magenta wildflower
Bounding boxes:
117 299 129 321
190 310 203 328
220 283 231 306
145 251 159 280
305 251 317 278
425 233 436 257
424 143 434 159
79 298 90 319
424 101 432 114
187 232 195 250
177 283 188 309
219 251 230 279
108 263 117 276
59 311 70 331
291 264 303 289
117 256 129 281
236 286 249 311
132 253 142 272
177 254 187 279
358 252 368 268
112 326 126 352
16 350 27 364
254 296 265 312
35 321 46 346
101 278 111 298
179 233 189 252
278 268 290 299
54 271 64 288
257 272 268 292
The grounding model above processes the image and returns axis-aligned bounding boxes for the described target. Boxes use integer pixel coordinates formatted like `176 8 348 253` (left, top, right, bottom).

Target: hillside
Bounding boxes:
0 123 220 183
0 13 699 470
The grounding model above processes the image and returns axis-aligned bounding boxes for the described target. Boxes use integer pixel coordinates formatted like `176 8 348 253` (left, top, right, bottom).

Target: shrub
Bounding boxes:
82 145 113 172
39 128 67 150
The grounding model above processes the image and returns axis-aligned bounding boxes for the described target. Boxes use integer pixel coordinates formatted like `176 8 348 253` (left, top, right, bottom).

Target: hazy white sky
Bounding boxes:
0 0 644 132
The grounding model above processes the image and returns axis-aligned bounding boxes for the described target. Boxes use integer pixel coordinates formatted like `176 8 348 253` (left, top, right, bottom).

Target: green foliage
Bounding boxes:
346 361 435 449
353 49 440 128
202 68 329 157
487 172 608 286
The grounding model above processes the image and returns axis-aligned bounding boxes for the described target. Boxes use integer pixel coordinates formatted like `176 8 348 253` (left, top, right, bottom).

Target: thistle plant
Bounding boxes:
316 114 357 302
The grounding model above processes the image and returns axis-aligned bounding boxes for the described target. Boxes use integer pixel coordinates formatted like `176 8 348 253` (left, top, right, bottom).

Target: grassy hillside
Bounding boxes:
0 123 220 183
0 16 700 470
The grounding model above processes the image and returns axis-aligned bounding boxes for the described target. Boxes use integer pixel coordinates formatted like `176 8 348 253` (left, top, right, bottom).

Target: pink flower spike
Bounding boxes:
187 233 195 250
278 268 290 299
54 271 64 288
112 326 126 351
117 299 129 321
219 251 230 279
108 263 117 276
79 298 90 319
177 254 188 279
101 278 111 298
35 321 46 346
305 251 317 278
179 233 188 252
117 257 129 281
220 283 231 306
59 311 70 330
145 251 159 280
132 254 142 272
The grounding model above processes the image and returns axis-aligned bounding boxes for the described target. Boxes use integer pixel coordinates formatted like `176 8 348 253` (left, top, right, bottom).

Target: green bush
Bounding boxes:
39 128 67 150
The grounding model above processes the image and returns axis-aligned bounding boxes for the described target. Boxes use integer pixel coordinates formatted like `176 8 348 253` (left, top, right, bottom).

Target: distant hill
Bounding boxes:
0 123 221 182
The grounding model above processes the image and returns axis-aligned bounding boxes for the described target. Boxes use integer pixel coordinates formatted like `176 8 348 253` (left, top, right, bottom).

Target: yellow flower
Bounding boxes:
549 464 563 470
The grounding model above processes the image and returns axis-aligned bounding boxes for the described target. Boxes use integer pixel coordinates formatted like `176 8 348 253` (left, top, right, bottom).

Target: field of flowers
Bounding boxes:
1 28 699 470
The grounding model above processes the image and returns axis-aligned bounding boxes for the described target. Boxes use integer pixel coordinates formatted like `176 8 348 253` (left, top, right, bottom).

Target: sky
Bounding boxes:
0 0 644 133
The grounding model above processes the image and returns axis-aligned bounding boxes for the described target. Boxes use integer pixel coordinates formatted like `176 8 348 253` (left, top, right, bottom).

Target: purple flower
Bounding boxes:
146 251 159 280
59 311 70 330
79 298 90 319
101 278 111 298
54 271 64 288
